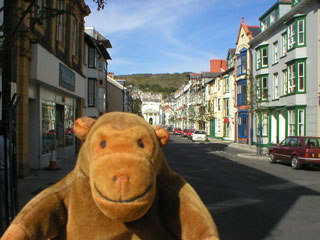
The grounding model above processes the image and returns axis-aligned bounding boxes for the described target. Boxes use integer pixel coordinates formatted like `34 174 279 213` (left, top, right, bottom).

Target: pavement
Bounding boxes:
17 154 78 209
207 137 269 161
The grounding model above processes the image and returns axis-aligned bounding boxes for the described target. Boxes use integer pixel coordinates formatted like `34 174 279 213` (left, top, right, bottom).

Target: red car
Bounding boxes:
186 129 196 139
173 128 182 135
181 129 190 137
268 136 320 169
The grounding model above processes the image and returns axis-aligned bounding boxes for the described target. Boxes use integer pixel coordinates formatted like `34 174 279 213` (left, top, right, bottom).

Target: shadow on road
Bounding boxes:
164 141 320 240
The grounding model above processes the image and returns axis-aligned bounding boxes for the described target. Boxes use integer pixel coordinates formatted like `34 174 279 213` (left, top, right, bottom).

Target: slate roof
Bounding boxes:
248 26 261 38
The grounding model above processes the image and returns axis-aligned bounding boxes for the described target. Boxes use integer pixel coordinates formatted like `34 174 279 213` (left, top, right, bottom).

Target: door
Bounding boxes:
56 104 64 149
238 112 248 138
210 118 215 137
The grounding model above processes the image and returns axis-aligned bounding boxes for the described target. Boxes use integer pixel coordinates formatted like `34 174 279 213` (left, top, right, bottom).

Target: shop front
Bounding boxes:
28 43 86 169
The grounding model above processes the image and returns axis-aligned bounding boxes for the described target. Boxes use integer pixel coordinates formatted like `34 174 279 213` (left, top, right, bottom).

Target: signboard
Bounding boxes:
59 63 75 91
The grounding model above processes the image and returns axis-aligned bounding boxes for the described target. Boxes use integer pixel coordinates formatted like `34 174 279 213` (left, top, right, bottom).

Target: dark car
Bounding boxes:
268 136 320 169
173 128 182 135
181 129 189 137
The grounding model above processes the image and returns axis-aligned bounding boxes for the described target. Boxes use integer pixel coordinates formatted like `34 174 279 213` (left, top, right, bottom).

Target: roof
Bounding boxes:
201 72 220 78
236 17 260 44
107 76 124 90
84 32 112 60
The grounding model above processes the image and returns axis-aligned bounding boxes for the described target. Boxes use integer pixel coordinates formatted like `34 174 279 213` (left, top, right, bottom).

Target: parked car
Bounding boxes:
173 128 182 135
187 129 197 140
268 136 320 169
166 126 173 133
191 130 207 142
181 129 190 137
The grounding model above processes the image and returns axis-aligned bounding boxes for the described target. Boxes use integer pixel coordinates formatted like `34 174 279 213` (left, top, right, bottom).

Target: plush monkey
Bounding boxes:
1 112 219 240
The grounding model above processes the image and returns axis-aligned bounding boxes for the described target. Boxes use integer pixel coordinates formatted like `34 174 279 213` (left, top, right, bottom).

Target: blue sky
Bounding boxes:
84 0 277 75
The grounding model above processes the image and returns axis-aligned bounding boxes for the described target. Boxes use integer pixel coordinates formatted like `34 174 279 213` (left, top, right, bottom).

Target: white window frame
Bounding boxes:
273 73 279 99
298 109 305 136
282 70 288 96
288 64 296 93
281 33 287 57
288 22 296 50
297 19 305 46
273 41 278 64
256 49 261 69
297 62 305 92
262 76 268 101
288 110 296 136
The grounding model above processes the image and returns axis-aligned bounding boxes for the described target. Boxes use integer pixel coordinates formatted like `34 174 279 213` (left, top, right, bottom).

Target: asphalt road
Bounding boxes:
164 135 320 240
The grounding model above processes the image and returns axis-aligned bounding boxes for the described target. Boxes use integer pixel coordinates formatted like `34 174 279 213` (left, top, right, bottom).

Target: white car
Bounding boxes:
191 130 207 142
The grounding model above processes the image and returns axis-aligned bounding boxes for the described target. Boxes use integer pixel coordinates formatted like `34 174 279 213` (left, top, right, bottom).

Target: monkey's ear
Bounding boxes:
73 117 96 141
153 126 170 147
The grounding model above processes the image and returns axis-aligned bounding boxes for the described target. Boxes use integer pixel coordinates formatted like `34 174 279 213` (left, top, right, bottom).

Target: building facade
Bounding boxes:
250 0 320 149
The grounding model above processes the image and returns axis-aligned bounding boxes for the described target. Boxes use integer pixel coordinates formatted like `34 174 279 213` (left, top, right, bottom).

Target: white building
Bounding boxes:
141 92 162 125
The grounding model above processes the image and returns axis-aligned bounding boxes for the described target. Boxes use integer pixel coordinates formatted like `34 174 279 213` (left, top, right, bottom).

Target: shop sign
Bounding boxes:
59 63 75 92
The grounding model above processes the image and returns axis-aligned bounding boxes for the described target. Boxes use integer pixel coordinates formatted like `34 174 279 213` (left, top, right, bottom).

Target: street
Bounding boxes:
165 135 320 240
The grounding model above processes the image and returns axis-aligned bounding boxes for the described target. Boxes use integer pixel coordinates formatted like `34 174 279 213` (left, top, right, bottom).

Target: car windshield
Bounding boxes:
304 137 320 147
195 130 205 134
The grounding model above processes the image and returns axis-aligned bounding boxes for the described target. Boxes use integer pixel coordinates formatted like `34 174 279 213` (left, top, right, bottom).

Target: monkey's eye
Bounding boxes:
138 139 144 148
100 140 106 149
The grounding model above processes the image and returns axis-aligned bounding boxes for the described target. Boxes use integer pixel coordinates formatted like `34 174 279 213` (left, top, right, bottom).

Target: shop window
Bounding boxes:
42 101 56 154
64 105 74 147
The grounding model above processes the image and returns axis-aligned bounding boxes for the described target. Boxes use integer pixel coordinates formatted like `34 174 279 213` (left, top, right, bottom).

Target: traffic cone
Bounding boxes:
45 143 61 170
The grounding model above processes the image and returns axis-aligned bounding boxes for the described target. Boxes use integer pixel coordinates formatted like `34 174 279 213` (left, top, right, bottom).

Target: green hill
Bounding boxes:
114 72 190 98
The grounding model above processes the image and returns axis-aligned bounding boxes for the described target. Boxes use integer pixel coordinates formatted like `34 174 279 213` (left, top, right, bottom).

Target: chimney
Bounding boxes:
107 72 114 79
210 59 227 72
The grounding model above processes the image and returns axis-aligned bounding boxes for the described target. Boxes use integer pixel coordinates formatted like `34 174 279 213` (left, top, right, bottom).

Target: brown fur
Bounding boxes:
1 112 219 240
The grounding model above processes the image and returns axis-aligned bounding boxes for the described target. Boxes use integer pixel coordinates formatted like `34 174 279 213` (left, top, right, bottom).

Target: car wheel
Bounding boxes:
269 152 276 163
291 155 301 170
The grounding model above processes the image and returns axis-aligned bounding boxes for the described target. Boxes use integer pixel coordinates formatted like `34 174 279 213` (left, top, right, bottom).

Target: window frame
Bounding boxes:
56 0 64 43
88 47 96 68
256 45 268 70
273 41 279 64
273 73 279 100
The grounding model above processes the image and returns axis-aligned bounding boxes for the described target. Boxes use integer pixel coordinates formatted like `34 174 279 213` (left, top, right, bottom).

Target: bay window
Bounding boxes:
288 64 296 93
256 45 268 69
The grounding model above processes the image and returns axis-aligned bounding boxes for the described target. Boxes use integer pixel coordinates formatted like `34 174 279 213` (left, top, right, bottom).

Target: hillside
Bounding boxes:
114 72 190 98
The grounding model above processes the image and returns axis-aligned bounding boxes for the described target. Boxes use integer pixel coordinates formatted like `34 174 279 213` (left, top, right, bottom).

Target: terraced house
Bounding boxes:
234 17 260 145
250 0 320 149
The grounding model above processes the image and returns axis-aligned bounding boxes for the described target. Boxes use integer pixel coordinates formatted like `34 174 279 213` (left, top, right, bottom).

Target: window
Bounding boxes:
216 119 221 133
56 0 64 42
42 101 56 154
88 47 96 68
217 79 222 92
256 75 268 101
281 33 287 57
287 17 306 49
288 63 296 93
273 41 278 64
223 98 229 117
218 98 221 112
64 105 74 147
288 22 296 50
298 109 304 136
297 61 305 92
88 78 96 107
256 46 268 69
297 19 305 46
282 70 288 95
237 50 247 76
72 18 77 56
262 112 268 136
288 110 295 136
224 77 229 93
273 73 279 99
35 0 42 18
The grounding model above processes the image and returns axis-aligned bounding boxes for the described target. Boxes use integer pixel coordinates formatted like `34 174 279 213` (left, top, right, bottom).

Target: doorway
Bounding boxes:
56 104 64 149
